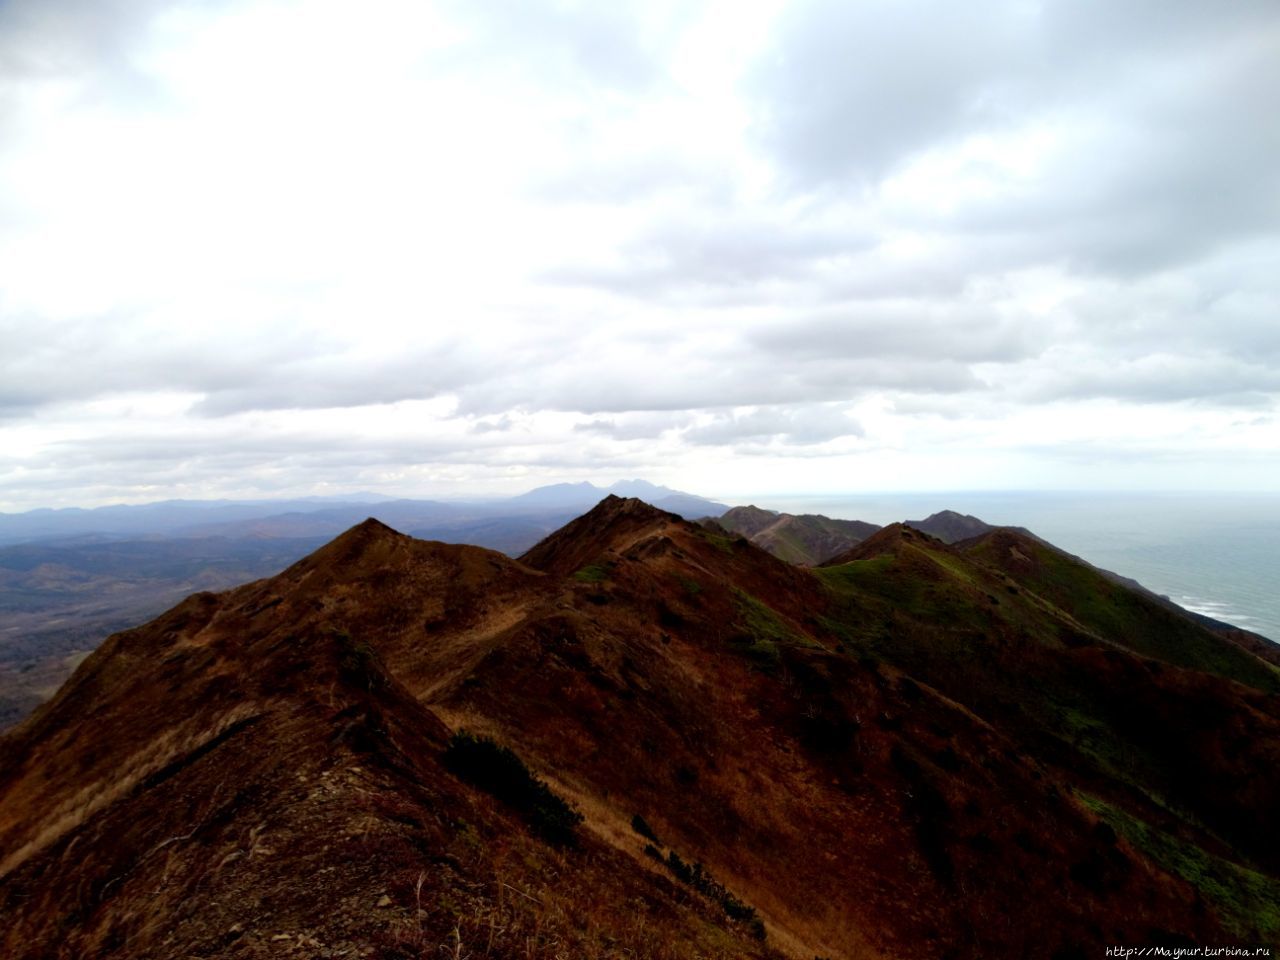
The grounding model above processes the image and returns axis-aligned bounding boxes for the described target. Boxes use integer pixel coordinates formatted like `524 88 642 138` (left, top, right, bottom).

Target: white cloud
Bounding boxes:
1 0 1278 509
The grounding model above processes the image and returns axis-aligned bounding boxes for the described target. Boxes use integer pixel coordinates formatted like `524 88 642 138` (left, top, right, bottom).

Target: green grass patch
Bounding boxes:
733 589 798 643
572 562 612 583
762 528 811 565
729 588 813 666
929 551 982 585
698 529 738 554
675 575 703 596
814 556 894 594
1077 791 1280 944
968 540 1280 693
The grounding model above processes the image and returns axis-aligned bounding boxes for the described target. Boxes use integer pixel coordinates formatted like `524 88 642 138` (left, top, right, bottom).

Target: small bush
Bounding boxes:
661 848 763 939
665 850 693 884
335 631 384 692
443 731 583 846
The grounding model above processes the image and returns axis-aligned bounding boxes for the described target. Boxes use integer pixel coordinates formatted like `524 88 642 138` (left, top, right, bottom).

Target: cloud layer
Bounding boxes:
1 0 1277 508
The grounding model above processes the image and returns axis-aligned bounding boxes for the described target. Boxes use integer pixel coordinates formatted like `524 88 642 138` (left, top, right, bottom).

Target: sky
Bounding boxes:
1 0 1278 511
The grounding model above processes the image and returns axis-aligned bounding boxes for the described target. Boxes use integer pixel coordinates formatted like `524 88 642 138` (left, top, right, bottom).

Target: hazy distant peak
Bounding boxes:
606 479 672 496
904 510 994 544
716 505 783 538
507 480 727 519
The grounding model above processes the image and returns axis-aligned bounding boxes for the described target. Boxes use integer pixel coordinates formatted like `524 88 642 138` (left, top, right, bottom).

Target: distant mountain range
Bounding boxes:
3 496 1279 956
707 506 995 566
0 480 729 546
3 489 1276 730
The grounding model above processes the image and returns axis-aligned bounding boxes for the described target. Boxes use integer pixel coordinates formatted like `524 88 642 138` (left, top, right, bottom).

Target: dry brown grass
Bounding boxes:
0 701 261 879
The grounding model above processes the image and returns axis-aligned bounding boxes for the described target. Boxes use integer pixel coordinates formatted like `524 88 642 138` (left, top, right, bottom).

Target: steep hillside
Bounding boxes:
2 501 1278 958
958 527 1280 691
711 505 881 565
819 524 1280 889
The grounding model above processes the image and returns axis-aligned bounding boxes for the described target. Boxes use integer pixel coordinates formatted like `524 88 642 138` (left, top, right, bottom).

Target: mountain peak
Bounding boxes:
323 515 404 549
904 510 994 544
819 522 938 564
519 495 680 575
282 516 410 574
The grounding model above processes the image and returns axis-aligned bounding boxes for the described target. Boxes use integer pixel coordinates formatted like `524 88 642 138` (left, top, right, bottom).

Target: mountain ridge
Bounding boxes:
3 499 1279 956
707 505 882 565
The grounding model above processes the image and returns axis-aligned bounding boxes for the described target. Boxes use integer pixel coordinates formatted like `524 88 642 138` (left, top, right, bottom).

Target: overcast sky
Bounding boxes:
1 0 1278 510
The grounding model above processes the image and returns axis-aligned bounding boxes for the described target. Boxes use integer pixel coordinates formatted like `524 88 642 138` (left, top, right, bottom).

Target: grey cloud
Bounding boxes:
753 0 1277 186
0 424 577 506
454 341 984 418
683 405 863 447
950 49 1280 276
1 0 153 74
188 348 481 416
573 413 690 441
545 213 875 297
751 0 1027 185
40 430 477 467
0 315 283 415
1038 1 1278 66
439 0 681 95
470 416 514 435
2 0 1277 506
752 304 1042 364
753 0 1280 276
1049 263 1280 370
1028 352 1280 407
0 315 488 418
0 0 214 109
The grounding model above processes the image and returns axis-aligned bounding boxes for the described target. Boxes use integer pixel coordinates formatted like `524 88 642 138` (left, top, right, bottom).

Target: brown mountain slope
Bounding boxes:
2 502 1278 957
710 505 881 565
0 519 777 960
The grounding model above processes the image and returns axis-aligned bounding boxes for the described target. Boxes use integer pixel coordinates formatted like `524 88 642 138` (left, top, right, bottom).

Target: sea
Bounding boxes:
730 492 1280 644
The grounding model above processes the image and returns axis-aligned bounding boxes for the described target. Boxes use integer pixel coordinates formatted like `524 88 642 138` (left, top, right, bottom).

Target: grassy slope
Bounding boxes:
715 510 877 566
961 530 1280 693
811 527 1280 947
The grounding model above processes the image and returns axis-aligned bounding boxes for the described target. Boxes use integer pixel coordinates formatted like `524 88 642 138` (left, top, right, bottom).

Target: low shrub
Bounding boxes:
662 848 763 939
631 813 660 844
443 731 583 846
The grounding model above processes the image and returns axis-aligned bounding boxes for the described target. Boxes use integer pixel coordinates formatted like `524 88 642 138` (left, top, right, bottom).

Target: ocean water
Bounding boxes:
731 492 1280 643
